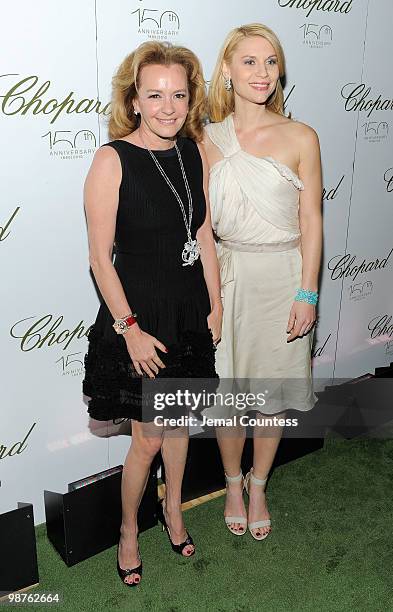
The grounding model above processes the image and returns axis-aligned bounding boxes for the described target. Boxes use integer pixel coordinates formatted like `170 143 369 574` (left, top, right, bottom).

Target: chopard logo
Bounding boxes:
278 0 354 18
328 249 393 281
384 168 393 193
341 83 393 118
284 84 296 111
0 423 36 461
0 206 20 242
311 332 331 358
322 175 344 200
0 74 111 125
368 315 393 339
10 314 92 352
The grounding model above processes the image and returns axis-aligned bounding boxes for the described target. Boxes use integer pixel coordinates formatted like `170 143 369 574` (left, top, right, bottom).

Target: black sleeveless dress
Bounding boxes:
82 137 218 423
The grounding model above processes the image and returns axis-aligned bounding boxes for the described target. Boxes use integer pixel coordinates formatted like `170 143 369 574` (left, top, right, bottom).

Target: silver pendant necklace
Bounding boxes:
141 136 201 266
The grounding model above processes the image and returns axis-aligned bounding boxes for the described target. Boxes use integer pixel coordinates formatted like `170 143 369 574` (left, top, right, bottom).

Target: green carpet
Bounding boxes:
23 436 393 612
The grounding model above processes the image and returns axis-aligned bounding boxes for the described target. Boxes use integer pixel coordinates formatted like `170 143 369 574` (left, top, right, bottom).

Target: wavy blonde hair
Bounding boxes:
108 41 207 141
208 23 287 122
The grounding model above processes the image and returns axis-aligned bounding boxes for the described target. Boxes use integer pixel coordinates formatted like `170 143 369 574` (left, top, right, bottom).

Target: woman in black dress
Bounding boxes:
82 41 222 586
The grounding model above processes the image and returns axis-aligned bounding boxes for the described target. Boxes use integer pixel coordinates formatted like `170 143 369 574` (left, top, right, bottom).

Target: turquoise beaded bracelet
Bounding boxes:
295 288 318 305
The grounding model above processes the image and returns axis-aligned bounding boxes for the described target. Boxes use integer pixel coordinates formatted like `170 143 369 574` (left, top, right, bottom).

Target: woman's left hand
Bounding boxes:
207 303 223 345
286 301 316 342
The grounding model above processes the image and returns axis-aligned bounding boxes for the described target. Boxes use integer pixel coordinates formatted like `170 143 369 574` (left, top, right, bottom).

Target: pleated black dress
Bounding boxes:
82 137 218 423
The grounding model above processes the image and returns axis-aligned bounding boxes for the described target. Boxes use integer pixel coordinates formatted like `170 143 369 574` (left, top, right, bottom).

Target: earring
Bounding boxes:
224 75 232 91
134 109 139 116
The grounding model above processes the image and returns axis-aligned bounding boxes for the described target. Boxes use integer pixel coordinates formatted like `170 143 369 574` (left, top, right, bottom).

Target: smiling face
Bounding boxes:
223 35 280 107
133 63 190 143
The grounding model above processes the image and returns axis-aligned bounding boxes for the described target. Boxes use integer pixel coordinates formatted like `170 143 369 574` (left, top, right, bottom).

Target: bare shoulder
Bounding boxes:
268 114 319 144
86 144 122 184
289 120 320 147
91 144 121 169
84 144 122 220
291 122 321 178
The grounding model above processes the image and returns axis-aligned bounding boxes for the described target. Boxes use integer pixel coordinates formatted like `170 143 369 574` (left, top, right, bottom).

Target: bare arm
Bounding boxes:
84 146 133 319
298 126 323 293
287 126 322 341
196 141 222 343
84 146 167 377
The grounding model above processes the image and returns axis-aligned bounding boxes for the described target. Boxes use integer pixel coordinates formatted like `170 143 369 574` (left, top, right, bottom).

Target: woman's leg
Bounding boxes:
119 419 163 584
248 416 284 538
160 426 194 555
216 424 247 533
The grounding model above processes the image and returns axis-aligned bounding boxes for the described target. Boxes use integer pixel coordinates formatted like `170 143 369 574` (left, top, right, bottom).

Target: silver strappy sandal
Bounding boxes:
244 467 272 541
223 471 247 536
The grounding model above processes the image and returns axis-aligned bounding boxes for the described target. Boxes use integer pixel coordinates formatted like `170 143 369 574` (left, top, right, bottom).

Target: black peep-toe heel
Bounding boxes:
157 498 195 557
116 542 143 587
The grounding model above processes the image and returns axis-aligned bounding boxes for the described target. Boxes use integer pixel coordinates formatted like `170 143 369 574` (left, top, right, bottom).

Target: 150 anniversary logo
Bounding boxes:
362 121 389 143
348 280 373 301
131 1 180 39
41 129 97 160
300 23 333 48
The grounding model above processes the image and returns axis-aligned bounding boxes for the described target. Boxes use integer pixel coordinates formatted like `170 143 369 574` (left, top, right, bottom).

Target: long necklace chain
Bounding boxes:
141 137 201 266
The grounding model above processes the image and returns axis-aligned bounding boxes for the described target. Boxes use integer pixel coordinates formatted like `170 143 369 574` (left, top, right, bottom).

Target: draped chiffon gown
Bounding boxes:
203 114 317 417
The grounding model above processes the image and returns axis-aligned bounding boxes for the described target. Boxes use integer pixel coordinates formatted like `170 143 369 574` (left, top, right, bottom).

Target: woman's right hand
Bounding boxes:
123 324 167 378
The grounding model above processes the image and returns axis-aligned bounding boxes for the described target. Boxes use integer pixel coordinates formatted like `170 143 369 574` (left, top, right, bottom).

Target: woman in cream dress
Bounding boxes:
202 24 322 540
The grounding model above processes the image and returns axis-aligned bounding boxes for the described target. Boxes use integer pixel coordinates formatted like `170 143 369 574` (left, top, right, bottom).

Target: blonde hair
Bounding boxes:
208 23 287 123
108 41 207 141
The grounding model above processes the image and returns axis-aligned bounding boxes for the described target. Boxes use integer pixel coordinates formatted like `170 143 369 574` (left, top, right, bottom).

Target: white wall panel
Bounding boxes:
1 0 391 524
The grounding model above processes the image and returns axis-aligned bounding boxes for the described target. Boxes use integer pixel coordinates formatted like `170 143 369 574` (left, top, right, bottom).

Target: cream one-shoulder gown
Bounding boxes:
204 114 317 417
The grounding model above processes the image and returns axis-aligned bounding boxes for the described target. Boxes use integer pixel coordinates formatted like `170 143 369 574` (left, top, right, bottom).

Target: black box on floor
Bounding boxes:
44 463 158 566
0 503 39 599
320 366 393 439
180 435 226 501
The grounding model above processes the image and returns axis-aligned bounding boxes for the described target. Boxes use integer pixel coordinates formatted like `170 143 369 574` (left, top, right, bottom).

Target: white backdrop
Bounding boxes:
1 0 392 525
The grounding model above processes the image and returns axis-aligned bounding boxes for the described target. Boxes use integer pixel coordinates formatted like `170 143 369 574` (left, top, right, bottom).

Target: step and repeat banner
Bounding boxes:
1 0 392 524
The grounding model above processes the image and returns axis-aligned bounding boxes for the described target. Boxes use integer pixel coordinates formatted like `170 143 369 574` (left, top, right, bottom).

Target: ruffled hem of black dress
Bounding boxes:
82 324 219 423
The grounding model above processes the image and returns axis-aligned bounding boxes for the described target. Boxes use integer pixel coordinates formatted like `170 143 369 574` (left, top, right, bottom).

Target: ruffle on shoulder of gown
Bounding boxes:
263 157 305 191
